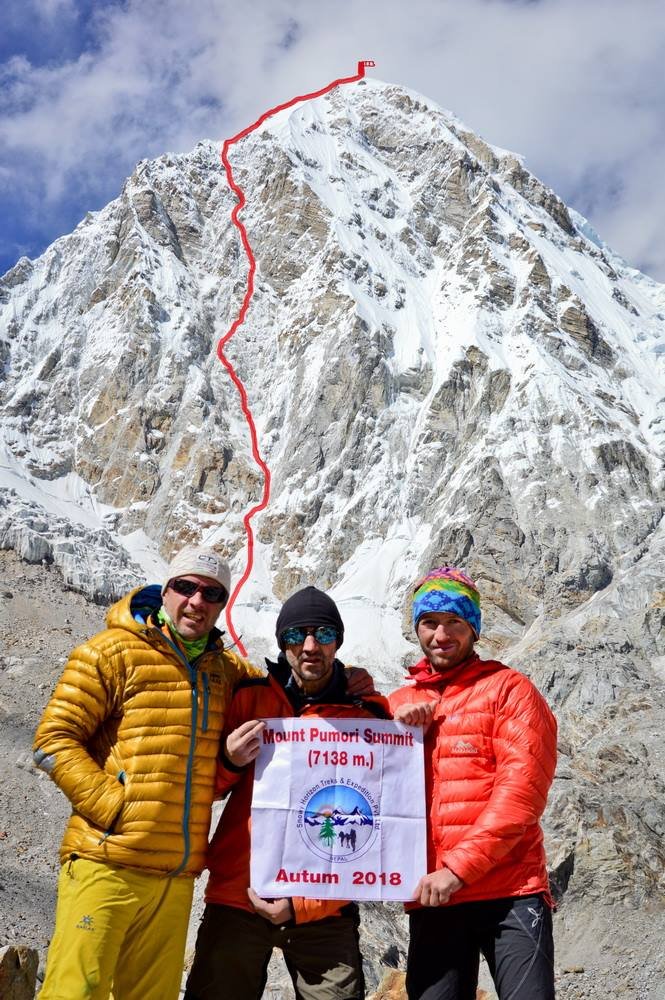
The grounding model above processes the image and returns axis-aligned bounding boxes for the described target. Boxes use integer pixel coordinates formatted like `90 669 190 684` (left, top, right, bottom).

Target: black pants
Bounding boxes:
406 895 555 1000
184 903 365 1000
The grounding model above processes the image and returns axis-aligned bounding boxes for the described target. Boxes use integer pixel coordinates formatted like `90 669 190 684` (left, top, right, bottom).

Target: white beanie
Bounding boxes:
162 546 231 601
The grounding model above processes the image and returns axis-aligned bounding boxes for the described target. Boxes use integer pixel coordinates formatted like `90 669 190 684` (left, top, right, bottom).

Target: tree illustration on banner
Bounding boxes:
319 815 336 847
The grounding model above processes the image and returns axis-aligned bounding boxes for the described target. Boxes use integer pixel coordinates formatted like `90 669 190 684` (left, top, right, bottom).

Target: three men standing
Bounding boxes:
35 552 557 1000
390 567 557 1000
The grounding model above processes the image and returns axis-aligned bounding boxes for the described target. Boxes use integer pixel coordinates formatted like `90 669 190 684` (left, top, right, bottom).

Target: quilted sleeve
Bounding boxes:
442 673 557 885
33 641 126 831
388 683 435 713
226 650 265 684
214 685 259 798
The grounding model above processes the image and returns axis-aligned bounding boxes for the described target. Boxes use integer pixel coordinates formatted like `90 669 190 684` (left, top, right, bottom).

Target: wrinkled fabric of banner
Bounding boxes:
250 717 426 902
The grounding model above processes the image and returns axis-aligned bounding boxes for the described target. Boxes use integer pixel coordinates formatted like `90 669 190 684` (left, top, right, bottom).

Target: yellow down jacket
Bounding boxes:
33 585 260 876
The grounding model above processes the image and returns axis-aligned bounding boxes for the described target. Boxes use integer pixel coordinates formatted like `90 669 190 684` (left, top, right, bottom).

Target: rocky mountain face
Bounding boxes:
1 77 664 996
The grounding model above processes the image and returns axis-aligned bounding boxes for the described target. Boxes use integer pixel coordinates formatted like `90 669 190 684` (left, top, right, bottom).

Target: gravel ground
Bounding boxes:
1 550 663 998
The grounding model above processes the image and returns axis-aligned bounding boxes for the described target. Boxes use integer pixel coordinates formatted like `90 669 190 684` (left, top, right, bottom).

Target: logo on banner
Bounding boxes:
297 783 379 862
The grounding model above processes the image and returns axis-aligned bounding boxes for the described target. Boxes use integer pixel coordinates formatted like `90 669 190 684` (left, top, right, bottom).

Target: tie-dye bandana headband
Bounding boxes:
412 566 481 638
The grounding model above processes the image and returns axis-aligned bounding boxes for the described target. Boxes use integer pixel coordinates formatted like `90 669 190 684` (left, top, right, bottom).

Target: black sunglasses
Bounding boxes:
168 578 227 604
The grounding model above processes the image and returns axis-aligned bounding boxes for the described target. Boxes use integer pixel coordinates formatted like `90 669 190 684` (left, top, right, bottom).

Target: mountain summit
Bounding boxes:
1 78 662 659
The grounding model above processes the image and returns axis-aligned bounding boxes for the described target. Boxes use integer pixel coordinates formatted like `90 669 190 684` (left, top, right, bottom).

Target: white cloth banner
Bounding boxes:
250 717 426 902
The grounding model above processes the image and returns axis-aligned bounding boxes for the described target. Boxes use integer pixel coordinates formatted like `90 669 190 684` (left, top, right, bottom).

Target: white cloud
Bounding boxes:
1 0 664 278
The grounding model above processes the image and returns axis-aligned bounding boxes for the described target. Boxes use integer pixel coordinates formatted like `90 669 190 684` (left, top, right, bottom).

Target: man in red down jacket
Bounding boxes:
185 586 390 1000
390 567 557 1000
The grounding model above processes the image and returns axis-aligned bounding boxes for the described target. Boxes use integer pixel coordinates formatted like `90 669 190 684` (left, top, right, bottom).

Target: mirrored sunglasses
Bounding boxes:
169 578 227 603
281 626 338 646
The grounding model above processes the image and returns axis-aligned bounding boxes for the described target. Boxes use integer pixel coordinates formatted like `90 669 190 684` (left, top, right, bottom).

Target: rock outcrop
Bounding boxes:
0 946 38 1000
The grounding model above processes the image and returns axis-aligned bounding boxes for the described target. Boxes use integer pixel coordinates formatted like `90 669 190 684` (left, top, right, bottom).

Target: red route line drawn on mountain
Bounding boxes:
218 60 375 655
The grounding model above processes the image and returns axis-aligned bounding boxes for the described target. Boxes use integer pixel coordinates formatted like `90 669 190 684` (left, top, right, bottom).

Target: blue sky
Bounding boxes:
2 0 665 280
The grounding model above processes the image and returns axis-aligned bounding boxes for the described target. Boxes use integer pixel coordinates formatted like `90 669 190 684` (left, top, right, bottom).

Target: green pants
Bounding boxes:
185 903 365 1000
39 857 194 1000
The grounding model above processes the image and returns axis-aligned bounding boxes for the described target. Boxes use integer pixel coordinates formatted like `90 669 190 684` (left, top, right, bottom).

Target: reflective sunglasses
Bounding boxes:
281 626 338 646
168 578 227 604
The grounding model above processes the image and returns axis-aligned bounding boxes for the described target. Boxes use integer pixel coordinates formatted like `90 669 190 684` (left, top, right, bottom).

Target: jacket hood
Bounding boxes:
105 584 163 633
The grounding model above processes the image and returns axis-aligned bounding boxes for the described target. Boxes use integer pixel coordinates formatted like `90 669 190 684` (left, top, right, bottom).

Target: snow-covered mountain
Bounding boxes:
1 76 664 954
305 806 373 828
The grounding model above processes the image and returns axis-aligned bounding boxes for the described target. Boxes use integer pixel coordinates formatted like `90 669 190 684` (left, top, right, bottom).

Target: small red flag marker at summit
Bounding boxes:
217 62 375 655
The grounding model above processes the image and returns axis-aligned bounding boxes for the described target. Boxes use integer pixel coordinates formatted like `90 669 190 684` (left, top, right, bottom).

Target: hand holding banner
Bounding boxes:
250 717 426 902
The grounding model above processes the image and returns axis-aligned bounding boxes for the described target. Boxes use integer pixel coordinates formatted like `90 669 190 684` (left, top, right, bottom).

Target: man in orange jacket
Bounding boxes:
185 586 390 1000
390 567 557 1000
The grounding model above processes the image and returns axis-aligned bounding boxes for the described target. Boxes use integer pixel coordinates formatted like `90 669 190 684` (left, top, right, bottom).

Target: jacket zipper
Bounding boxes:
150 629 198 876
202 673 210 733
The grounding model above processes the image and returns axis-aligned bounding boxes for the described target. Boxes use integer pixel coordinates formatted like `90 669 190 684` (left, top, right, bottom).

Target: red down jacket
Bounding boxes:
206 658 390 924
389 653 557 907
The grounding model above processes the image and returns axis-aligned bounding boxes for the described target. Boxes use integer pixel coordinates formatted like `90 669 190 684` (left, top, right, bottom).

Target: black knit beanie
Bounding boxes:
275 586 344 650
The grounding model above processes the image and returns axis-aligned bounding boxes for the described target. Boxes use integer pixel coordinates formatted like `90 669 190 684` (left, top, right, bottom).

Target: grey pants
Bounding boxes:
185 903 365 1000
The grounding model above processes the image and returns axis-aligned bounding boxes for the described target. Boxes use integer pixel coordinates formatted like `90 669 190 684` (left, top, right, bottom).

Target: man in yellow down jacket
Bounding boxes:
33 546 261 1000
